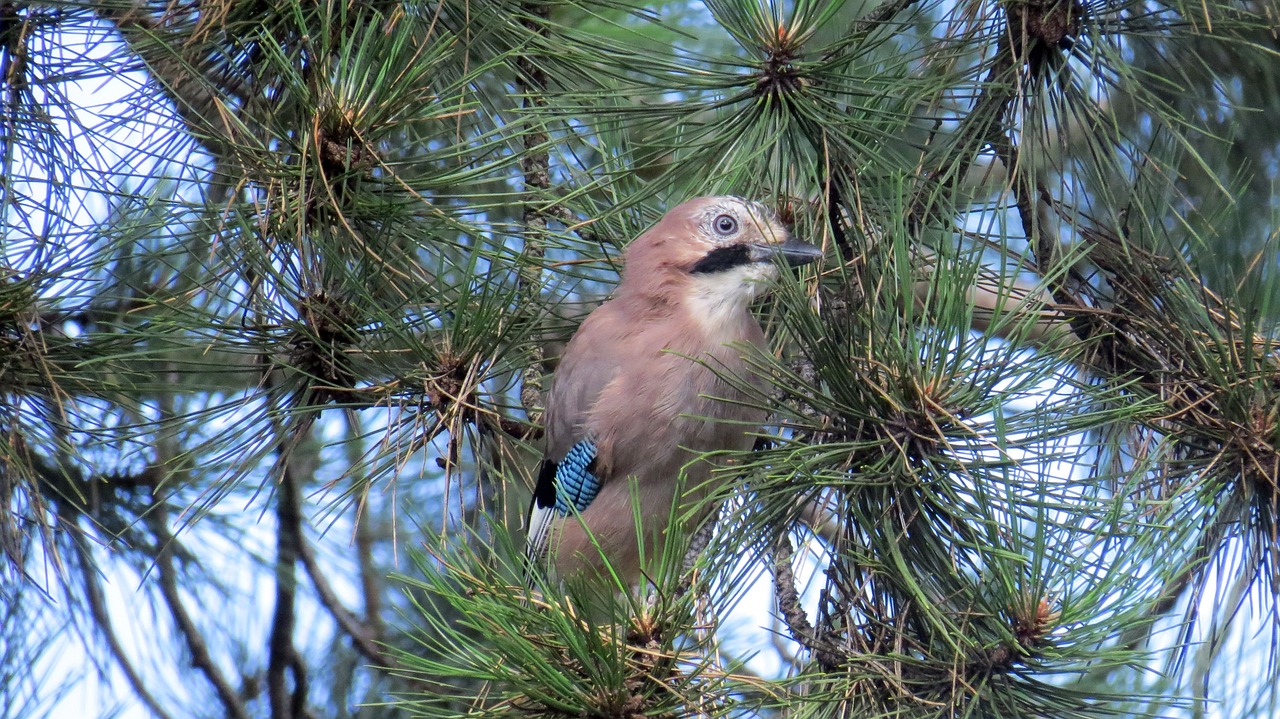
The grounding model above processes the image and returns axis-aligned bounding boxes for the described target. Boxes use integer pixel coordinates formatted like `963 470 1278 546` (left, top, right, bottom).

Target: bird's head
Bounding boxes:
620 196 823 304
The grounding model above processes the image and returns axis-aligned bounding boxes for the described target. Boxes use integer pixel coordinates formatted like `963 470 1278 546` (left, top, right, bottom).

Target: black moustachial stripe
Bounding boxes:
690 244 752 274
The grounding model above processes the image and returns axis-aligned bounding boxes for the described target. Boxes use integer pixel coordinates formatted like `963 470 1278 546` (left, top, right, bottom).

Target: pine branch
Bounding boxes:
517 3 553 427
146 503 252 719
347 407 386 643
94 2 250 167
770 533 843 670
69 510 175 719
821 0 926 61
265 405 314 719
297 532 394 669
907 36 1019 228
910 245 1082 352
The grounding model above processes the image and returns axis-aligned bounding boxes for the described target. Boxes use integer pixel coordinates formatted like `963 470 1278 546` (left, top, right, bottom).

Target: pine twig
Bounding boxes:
297 535 395 669
95 2 250 164
265 406 315 719
69 510 175 719
517 2 552 426
821 0 925 61
147 504 252 719
673 519 717 600
907 37 1019 228
770 533 844 669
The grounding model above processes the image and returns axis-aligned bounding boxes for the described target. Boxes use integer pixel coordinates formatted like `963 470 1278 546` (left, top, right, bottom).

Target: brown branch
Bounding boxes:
910 245 1083 352
342 409 386 647
516 4 552 426
987 124 1081 304
94 2 250 164
300 383 540 440
771 534 816 639
770 533 844 669
1081 563 1194 686
63 503 175 719
547 204 607 251
296 535 394 668
266 412 313 719
907 38 1019 228
672 519 717 600
146 504 252 719
485 412 541 441
821 0 925 61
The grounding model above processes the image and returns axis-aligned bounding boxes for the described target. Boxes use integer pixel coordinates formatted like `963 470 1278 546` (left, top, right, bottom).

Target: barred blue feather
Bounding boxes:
553 440 600 514
525 438 600 566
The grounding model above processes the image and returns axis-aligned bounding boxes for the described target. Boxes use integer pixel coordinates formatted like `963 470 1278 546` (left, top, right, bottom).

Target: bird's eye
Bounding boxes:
713 214 739 236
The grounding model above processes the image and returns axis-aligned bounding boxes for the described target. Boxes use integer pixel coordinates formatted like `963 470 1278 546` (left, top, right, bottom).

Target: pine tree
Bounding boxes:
1 1 1278 717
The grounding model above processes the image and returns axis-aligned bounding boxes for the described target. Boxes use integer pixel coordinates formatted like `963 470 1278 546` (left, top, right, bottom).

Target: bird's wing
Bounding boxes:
524 438 601 565
523 303 633 567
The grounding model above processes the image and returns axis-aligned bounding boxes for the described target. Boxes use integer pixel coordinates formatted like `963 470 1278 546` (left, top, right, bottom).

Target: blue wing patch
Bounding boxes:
526 438 601 565
553 439 600 515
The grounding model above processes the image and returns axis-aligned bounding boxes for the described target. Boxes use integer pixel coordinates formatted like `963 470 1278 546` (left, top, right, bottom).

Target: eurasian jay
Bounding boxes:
525 196 823 585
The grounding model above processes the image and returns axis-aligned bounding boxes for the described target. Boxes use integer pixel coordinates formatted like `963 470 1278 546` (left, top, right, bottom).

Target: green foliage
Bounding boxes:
393 529 753 719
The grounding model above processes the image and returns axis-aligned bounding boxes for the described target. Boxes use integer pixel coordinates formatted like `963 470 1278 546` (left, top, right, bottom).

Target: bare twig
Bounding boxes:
266 411 315 719
821 0 926 61
147 504 252 719
770 533 843 669
296 535 394 668
68 510 175 719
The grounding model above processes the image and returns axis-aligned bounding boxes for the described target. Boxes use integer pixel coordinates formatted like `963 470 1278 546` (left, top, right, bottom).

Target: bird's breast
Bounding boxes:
587 313 766 481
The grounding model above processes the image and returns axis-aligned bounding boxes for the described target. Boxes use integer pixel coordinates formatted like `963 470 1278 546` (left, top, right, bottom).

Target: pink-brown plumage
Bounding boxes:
526 196 822 583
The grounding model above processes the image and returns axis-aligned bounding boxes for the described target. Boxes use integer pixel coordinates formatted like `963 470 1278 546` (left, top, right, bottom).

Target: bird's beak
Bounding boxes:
749 238 824 267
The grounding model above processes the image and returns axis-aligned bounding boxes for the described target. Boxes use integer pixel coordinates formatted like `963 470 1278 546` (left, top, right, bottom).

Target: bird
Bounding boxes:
524 195 823 586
